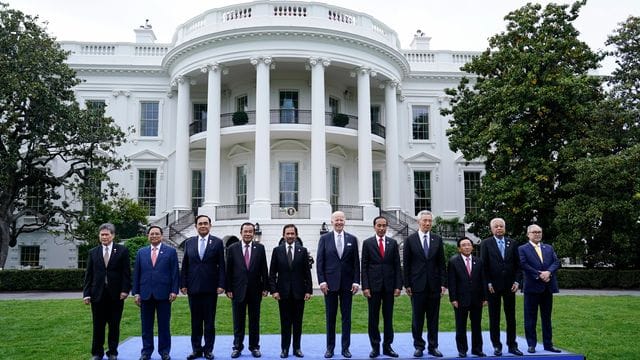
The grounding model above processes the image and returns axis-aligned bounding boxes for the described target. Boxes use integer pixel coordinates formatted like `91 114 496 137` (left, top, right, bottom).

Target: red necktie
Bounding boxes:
378 237 385 258
244 244 250 269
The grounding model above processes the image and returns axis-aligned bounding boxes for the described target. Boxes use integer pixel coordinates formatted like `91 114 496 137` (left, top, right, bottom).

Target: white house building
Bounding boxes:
6 1 483 274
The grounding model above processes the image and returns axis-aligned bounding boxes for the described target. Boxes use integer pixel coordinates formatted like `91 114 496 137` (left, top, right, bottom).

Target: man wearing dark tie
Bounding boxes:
226 222 269 358
402 210 446 358
518 224 561 354
447 237 488 358
479 218 523 356
132 226 180 360
181 215 226 360
83 223 131 360
269 224 313 358
316 211 360 359
361 216 402 358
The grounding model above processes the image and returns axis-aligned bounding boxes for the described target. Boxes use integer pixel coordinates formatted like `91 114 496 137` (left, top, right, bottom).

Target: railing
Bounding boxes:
271 204 310 219
331 205 363 220
270 109 312 124
371 123 386 138
216 205 249 220
325 112 359 130
189 120 206 135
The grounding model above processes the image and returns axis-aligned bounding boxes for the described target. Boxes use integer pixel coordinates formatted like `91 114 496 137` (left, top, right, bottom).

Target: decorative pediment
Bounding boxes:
271 139 309 152
128 149 167 161
454 154 485 165
404 152 441 164
227 144 252 159
327 145 348 159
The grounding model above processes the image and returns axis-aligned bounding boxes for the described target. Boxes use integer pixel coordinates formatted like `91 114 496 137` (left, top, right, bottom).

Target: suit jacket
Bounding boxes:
316 231 360 291
361 235 402 292
518 242 560 294
447 254 487 308
225 241 269 303
133 244 180 300
402 231 446 294
269 244 313 300
181 235 226 294
480 236 522 291
83 243 131 301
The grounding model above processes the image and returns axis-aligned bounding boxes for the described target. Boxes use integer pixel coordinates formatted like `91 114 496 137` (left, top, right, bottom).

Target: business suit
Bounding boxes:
181 234 226 355
480 235 521 351
447 254 487 355
83 243 131 358
518 242 560 350
402 231 446 352
269 243 313 352
133 243 180 359
316 231 360 353
361 235 402 351
226 241 269 352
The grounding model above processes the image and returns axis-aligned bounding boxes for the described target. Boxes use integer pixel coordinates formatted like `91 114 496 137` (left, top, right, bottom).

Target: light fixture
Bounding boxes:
320 222 329 235
254 222 262 236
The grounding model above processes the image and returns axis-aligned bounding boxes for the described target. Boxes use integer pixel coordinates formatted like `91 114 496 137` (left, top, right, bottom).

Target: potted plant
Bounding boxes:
332 113 349 127
232 110 249 125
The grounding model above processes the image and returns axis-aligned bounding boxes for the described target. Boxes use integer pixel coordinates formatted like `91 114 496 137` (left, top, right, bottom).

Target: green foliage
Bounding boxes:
557 269 640 289
0 269 84 291
124 236 148 268
232 110 249 125
332 113 349 127
0 4 128 268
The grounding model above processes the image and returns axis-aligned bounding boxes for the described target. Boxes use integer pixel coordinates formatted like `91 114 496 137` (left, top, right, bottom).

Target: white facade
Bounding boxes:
5 1 483 272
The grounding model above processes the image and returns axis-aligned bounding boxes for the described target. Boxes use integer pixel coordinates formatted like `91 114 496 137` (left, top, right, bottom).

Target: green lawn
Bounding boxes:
0 295 638 360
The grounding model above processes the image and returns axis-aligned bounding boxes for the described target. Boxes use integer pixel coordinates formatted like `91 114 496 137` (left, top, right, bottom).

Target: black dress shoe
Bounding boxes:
324 349 334 358
281 350 289 358
413 349 423 357
204 352 214 360
471 351 486 357
293 349 304 358
493 347 502 356
161 354 171 360
108 355 118 360
508 347 523 356
341 349 352 358
428 349 443 357
527 346 536 353
383 347 399 358
187 352 203 360
458 352 467 358
544 347 561 353
231 350 242 358
251 350 262 358
139 355 150 360
369 349 380 358
92 356 103 360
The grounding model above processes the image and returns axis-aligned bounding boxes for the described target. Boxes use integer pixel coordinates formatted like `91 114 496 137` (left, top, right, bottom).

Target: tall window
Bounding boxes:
20 246 40 267
236 165 247 214
464 171 482 215
412 105 429 140
414 171 431 215
192 170 204 213
279 162 299 208
140 101 159 136
371 105 380 124
236 95 248 112
279 90 299 123
329 97 339 115
26 183 46 215
77 246 88 269
193 103 207 133
82 168 101 216
372 171 382 208
330 166 340 211
138 169 157 216
86 100 106 112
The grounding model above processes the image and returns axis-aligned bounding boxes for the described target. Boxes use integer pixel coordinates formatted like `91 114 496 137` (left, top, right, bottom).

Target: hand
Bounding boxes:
217 287 225 294
488 284 495 294
119 292 129 300
451 301 458 308
169 293 177 302
272 292 281 300
180 287 188 295
482 300 488 306
83 297 91 305
320 283 328 295
363 289 371 298
262 290 269 297
134 295 141 307
226 292 234 299
393 289 401 297
511 283 519 292
440 286 447 296
406 287 413 297
304 293 311 301
351 284 359 294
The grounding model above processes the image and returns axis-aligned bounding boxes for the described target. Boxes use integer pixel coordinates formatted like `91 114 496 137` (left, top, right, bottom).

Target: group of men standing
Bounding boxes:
83 210 561 360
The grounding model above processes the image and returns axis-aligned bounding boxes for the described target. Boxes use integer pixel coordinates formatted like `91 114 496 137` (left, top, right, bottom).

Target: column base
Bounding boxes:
197 205 217 221
249 201 272 221
362 205 380 224
310 201 332 221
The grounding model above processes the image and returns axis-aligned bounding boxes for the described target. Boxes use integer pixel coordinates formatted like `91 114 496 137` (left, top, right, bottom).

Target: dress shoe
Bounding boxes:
471 351 486 357
293 349 304 358
493 347 502 356
108 355 118 360
544 347 562 353
508 347 523 356
161 354 171 360
527 346 536 353
92 356 102 360
458 352 467 358
383 347 399 358
187 352 203 360
369 349 380 358
324 349 334 358
341 349 352 358
428 349 443 357
281 350 289 358
413 349 423 357
231 350 242 358
251 349 262 358
139 355 150 360
204 352 214 360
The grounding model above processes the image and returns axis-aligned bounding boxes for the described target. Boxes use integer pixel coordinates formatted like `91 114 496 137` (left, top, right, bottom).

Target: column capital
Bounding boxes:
385 79 400 89
309 57 331 67
200 62 221 73
111 89 131 97
250 56 273 67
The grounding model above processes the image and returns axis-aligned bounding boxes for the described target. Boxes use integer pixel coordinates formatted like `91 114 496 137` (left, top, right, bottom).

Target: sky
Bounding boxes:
7 0 640 73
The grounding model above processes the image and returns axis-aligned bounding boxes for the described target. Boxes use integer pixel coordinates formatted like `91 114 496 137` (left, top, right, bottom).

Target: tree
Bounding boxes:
0 4 127 268
441 1 604 242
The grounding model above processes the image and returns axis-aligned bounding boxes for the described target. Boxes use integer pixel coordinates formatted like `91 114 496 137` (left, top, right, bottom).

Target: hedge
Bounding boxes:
0 269 85 291
557 269 640 289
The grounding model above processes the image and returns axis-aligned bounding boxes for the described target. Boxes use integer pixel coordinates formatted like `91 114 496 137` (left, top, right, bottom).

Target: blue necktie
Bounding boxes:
498 239 505 258
423 234 429 257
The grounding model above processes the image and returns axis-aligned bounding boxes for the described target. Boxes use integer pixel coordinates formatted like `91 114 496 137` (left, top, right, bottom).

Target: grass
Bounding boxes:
0 295 638 359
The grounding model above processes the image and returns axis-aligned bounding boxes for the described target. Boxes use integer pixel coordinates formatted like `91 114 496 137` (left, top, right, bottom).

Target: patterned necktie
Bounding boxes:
498 239 505 258
288 245 293 267
336 234 343 258
244 244 251 269
199 238 206 260
378 237 385 258
423 234 429 256
465 256 472 276
103 246 110 267
534 243 543 262
151 247 158 267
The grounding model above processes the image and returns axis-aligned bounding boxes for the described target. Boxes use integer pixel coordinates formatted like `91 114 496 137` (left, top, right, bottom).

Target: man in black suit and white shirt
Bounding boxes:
402 210 446 358
480 218 523 356
83 223 131 360
269 224 313 358
361 216 402 358
181 215 226 360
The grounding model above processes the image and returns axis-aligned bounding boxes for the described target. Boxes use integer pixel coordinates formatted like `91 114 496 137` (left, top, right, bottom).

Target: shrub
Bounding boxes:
0 269 85 291
232 111 249 125
332 113 349 127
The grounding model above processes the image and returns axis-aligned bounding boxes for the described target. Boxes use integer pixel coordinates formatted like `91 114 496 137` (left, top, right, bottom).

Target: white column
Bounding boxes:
250 56 272 220
384 80 401 210
309 57 332 220
357 68 374 207
173 75 191 212
199 64 222 219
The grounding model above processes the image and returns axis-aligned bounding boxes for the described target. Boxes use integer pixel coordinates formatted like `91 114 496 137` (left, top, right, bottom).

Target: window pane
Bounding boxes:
330 166 340 211
20 246 40 267
412 105 429 140
414 171 431 215
329 97 339 115
372 171 382 208
192 170 204 212
464 171 482 215
279 91 299 123
236 165 247 214
140 101 159 136
371 105 380 124
279 162 299 208
138 169 157 216
236 95 248 112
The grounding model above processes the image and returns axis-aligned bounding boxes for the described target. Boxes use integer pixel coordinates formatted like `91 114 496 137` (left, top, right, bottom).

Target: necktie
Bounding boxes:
199 238 206 260
288 245 293 267
423 234 429 256
498 239 505 258
244 244 251 269
378 237 385 258
534 243 543 262
103 246 110 267
151 247 158 267
336 234 343 258
465 256 472 276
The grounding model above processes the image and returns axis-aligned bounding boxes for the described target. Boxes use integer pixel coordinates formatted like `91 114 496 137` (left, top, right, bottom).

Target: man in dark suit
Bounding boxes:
316 211 360 359
181 215 226 360
132 225 180 360
83 223 131 360
447 237 488 358
361 216 402 358
479 218 523 356
269 224 313 358
518 224 561 354
402 210 446 358
226 222 269 358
